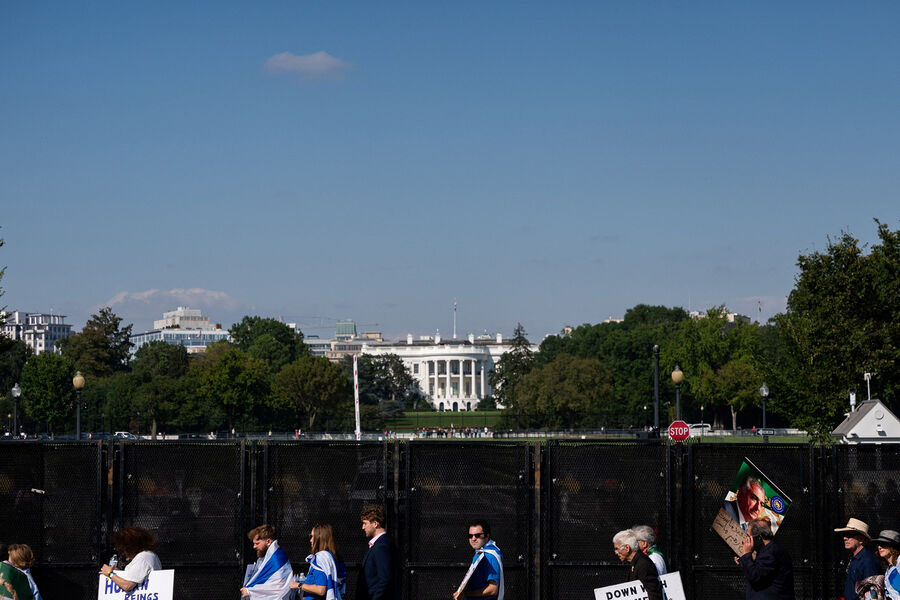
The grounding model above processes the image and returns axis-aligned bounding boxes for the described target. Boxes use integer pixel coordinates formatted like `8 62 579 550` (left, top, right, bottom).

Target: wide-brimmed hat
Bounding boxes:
872 530 900 548
834 518 871 539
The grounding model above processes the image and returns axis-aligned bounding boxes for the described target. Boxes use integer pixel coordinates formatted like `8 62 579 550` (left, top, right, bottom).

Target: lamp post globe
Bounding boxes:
671 365 684 420
73 371 85 440
759 383 769 429
11 383 21 436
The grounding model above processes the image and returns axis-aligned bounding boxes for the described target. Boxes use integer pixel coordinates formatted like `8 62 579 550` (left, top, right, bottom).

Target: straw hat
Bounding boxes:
834 518 871 540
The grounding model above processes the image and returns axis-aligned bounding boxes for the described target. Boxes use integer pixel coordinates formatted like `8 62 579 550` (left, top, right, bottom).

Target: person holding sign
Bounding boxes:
613 530 662 600
735 518 795 600
99 527 161 593
241 524 293 600
453 520 504 600
289 524 346 600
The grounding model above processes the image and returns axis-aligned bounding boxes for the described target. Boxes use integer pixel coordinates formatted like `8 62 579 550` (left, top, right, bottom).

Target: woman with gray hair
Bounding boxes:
613 530 662 600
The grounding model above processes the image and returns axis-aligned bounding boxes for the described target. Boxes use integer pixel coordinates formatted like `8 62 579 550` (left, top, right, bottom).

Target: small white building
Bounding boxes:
362 332 538 412
1 311 73 355
154 306 211 330
832 399 900 444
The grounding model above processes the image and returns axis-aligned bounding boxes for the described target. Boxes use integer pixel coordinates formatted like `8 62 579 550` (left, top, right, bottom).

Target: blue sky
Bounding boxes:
2 2 898 341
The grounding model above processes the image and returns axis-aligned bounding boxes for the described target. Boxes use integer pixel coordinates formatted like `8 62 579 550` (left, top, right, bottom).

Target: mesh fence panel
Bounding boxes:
42 443 103 564
406 442 531 563
121 442 244 567
0 442 43 555
264 442 388 568
543 565 630 600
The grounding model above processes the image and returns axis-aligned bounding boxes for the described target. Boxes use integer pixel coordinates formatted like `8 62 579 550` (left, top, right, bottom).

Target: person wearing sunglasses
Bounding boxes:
872 530 900 600
454 521 504 600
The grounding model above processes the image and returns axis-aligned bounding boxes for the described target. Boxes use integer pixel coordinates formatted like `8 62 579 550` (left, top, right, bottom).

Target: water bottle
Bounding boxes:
108 554 118 576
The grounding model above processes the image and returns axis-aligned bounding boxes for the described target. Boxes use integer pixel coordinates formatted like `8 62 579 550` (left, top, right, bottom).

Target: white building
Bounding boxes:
1 311 73 355
131 307 229 355
362 332 538 412
154 306 211 330
832 399 900 444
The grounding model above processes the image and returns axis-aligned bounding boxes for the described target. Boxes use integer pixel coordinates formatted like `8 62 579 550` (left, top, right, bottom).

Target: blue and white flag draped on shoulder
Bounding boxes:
246 540 293 600
306 550 346 600
478 540 504 600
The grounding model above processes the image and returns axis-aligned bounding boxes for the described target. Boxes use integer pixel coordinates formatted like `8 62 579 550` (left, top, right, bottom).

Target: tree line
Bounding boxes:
2 219 899 439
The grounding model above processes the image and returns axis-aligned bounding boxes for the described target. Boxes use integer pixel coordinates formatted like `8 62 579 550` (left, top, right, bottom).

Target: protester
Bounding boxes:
6 544 42 600
99 527 161 593
872 530 900 600
632 525 667 575
454 520 504 600
290 524 346 600
241 524 293 600
613 529 662 600
735 518 795 600
835 518 882 600
358 504 397 600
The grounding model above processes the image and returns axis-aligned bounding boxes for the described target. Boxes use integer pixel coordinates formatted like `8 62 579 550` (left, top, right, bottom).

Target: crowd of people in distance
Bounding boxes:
415 426 492 439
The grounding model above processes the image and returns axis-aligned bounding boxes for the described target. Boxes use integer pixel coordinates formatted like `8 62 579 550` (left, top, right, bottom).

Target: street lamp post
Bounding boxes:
671 364 684 420
73 371 85 440
759 383 769 430
11 383 21 437
652 345 660 429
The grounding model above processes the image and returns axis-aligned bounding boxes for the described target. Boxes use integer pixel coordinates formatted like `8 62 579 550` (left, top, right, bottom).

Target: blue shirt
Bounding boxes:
468 547 502 600
845 547 881 600
304 557 346 600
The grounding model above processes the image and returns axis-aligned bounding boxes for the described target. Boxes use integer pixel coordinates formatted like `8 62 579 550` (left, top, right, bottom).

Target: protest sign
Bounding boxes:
97 569 174 600
593 571 685 600
0 562 33 600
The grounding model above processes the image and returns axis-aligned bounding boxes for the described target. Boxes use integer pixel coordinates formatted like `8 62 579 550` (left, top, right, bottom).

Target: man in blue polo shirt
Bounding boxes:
454 520 504 600
835 517 881 600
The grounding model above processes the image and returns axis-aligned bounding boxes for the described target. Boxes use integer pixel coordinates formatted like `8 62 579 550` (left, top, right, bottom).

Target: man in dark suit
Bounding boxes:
613 529 662 600
736 518 795 600
358 504 397 600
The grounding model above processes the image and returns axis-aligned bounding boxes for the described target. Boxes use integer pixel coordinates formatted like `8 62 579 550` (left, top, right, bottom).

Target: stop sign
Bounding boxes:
668 420 690 442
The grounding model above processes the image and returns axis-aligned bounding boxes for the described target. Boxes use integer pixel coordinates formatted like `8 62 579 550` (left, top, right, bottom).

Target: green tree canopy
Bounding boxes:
489 323 536 425
516 355 615 429
229 316 308 370
196 346 269 430
774 219 900 439
20 352 74 434
273 355 352 431
58 307 133 377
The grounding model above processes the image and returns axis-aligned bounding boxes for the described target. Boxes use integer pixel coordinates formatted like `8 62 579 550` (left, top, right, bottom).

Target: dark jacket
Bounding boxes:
844 546 882 600
738 540 796 600
629 551 663 600
357 533 397 600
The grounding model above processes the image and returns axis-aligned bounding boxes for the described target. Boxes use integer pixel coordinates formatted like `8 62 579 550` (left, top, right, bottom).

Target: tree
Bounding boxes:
131 341 191 438
19 352 74 435
196 346 269 431
516 356 615 429
774 219 900 439
489 323 536 426
341 354 417 408
58 307 133 377
229 316 308 370
273 356 352 431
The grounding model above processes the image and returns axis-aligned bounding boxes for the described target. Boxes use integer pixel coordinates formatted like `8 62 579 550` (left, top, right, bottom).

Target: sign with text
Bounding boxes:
594 571 685 600
97 569 174 600
668 420 690 442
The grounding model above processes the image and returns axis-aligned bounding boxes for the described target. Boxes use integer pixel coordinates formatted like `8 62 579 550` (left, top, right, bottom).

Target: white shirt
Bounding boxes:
117 551 161 585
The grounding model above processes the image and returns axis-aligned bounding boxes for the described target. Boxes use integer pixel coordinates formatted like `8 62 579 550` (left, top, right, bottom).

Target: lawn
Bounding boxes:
384 411 502 430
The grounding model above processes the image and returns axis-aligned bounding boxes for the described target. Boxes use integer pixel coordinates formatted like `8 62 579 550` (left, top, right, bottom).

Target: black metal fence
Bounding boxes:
1 440 897 600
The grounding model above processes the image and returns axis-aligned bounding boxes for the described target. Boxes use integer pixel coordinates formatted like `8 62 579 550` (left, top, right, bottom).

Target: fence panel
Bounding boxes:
544 441 668 599
405 441 532 600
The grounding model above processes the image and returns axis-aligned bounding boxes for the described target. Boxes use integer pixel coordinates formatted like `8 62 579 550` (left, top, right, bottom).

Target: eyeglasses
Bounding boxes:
467 533 486 539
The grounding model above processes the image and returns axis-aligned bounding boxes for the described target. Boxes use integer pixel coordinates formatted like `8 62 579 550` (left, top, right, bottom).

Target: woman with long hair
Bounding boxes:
873 530 900 600
290 524 346 600
99 526 161 593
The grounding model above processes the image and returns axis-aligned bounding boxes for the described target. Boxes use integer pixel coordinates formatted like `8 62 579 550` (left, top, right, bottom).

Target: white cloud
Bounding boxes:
97 288 248 331
263 51 353 78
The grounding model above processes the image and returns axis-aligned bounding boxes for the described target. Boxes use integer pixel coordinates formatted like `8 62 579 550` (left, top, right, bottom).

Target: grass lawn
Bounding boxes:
385 411 502 429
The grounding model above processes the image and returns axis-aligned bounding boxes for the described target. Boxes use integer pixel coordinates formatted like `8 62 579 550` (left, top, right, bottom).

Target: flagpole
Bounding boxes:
354 355 361 441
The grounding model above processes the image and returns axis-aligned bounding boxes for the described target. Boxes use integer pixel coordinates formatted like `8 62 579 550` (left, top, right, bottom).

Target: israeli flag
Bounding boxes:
306 551 346 600
478 540 504 600
246 540 293 600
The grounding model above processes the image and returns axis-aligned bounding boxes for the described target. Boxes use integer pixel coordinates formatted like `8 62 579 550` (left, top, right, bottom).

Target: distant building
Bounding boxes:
130 307 229 355
832 399 900 444
689 311 751 328
1 310 73 355
154 306 211 330
362 331 539 412
297 320 384 361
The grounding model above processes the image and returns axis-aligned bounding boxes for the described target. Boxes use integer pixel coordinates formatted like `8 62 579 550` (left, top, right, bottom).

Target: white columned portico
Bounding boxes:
480 363 485 398
459 359 464 400
471 359 477 399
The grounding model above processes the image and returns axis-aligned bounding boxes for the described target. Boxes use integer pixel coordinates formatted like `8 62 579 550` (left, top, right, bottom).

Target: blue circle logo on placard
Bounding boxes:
770 496 786 514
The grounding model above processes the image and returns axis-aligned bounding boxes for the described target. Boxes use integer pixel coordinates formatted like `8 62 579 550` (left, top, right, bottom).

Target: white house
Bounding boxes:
362 332 538 412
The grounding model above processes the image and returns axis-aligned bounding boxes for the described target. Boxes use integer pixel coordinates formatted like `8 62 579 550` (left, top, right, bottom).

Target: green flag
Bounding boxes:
0 562 34 600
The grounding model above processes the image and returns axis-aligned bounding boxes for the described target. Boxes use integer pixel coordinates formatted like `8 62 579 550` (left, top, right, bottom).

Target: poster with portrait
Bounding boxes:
713 458 792 555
